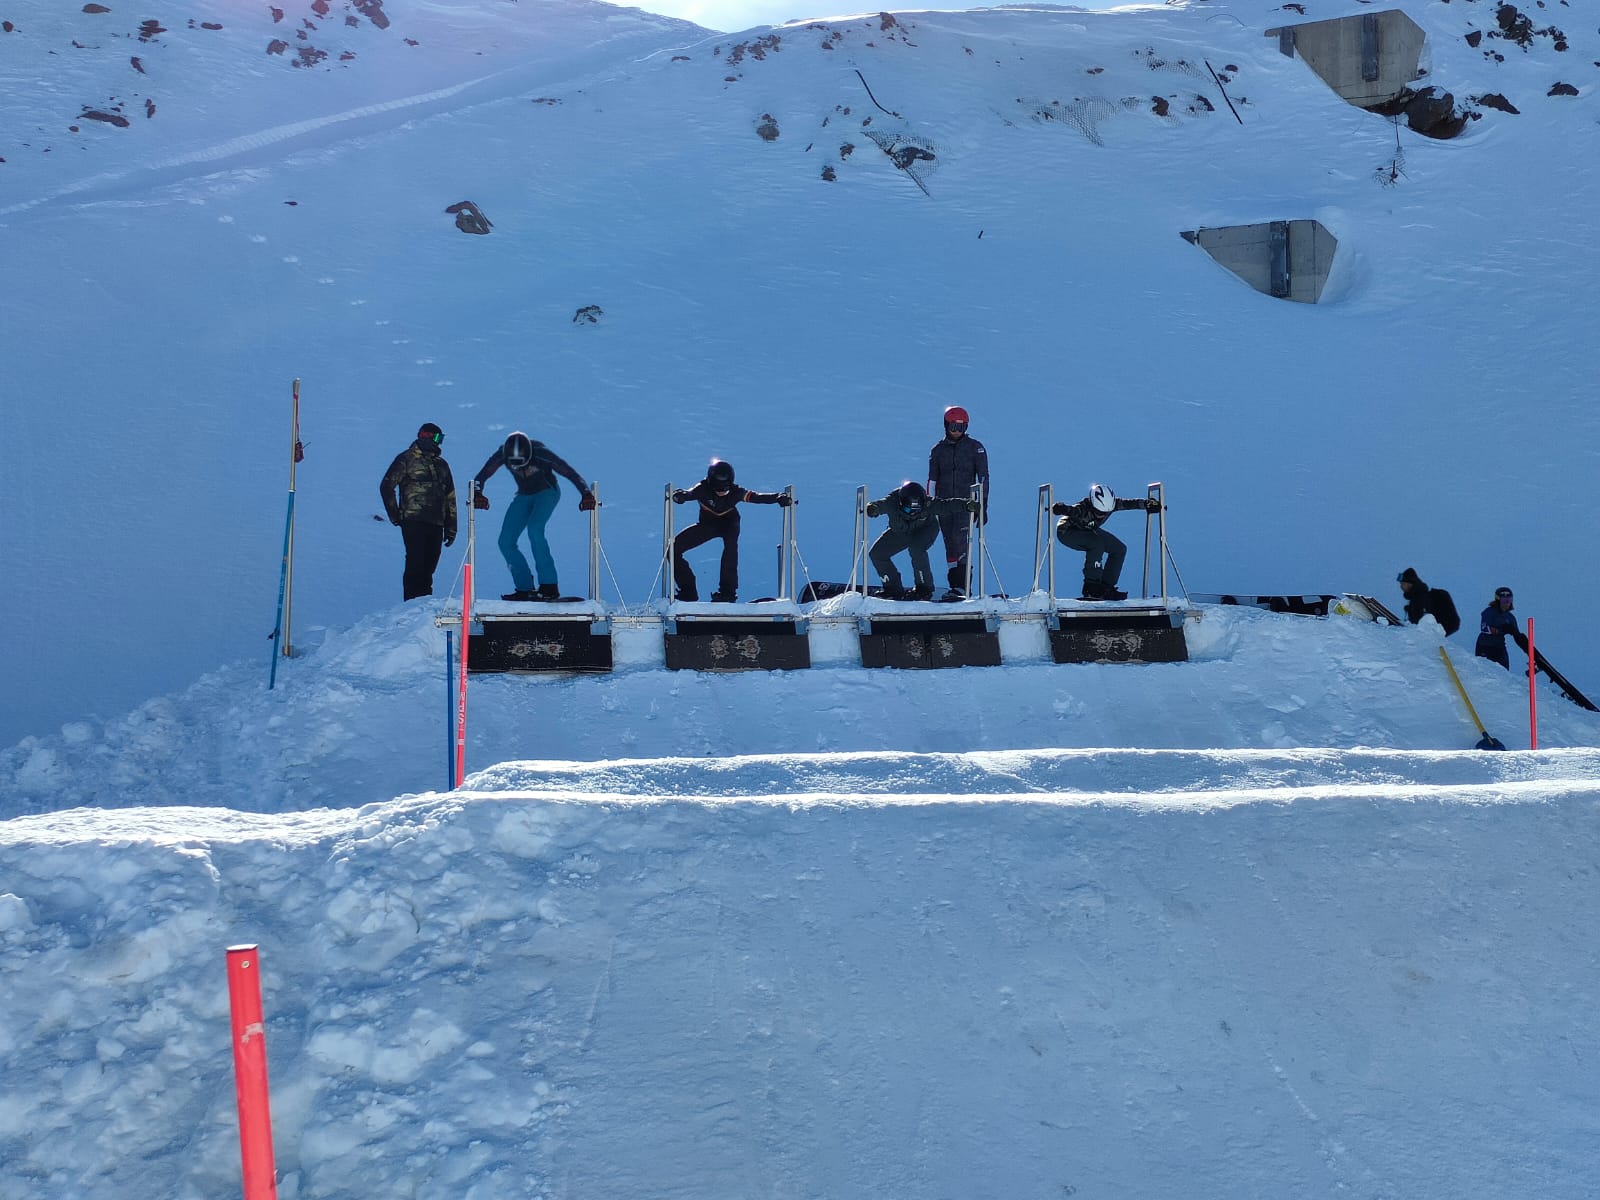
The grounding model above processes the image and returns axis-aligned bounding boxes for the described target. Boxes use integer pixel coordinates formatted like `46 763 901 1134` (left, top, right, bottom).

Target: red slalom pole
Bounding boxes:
1527 617 1538 750
456 560 471 787
226 946 278 1200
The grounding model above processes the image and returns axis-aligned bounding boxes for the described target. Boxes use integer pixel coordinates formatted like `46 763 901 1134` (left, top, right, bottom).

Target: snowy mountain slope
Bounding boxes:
2 0 1597 744
6 597 1600 817
4 6 1600 1196
6 762 1600 1199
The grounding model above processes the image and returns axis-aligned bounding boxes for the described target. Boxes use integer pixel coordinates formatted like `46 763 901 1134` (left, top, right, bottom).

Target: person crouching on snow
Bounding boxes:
1052 483 1158 601
671 459 790 603
865 481 978 600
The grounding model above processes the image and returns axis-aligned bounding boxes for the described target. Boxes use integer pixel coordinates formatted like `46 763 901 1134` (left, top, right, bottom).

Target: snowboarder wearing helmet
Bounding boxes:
1051 483 1157 601
1396 567 1461 636
670 459 791 602
380 422 457 601
1475 586 1528 669
865 481 980 600
927 405 989 596
473 431 596 601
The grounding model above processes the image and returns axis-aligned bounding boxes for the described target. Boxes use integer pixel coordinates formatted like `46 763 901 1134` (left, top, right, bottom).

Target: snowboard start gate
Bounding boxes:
857 613 1002 670
1049 606 1188 664
664 614 811 672
448 603 1198 674
467 613 614 674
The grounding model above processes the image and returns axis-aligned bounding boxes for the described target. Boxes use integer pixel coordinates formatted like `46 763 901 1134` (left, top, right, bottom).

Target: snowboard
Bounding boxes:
1339 593 1405 626
1533 649 1599 712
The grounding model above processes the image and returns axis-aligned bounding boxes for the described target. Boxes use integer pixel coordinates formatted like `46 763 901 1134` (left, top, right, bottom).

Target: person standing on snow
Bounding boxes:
671 459 791 603
473 431 596 602
927 405 989 596
1052 483 1158 601
380 422 457 601
1396 566 1461 636
866 481 979 600
1475 586 1528 669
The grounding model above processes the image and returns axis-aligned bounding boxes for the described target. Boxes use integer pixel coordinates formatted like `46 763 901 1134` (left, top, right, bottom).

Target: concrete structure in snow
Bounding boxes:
1265 9 1427 109
1180 220 1339 304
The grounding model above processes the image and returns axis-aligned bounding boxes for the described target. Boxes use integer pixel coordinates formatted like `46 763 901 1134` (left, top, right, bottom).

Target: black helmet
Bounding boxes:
417 422 444 446
503 432 533 468
708 459 735 488
898 480 927 512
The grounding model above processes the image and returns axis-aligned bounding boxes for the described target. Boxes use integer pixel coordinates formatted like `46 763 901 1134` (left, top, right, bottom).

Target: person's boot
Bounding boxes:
536 583 562 601
1102 585 1128 601
878 577 906 600
502 588 539 601
910 582 935 601
946 565 965 596
1080 579 1106 601
710 590 737 603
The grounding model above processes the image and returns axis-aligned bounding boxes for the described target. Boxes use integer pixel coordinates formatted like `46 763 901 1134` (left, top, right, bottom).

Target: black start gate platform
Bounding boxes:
858 613 1002 670
664 615 811 672
468 614 614 674
1049 606 1188 664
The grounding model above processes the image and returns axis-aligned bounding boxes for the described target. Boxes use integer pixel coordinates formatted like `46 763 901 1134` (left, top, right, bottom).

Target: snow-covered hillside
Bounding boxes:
3 0 1596 743
8 730 1600 1198
4 2 1600 1197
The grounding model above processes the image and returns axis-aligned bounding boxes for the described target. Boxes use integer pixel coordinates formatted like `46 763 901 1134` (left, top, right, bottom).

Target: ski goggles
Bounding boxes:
1496 588 1513 600
945 421 967 433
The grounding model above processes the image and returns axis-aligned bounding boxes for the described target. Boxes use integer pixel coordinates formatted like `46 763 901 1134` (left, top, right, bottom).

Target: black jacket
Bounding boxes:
1403 581 1461 636
474 440 591 499
679 480 785 521
928 435 989 510
1054 494 1146 533
868 487 971 533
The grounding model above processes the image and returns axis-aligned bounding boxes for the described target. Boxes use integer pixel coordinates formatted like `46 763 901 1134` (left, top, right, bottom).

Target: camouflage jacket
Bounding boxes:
381 440 458 534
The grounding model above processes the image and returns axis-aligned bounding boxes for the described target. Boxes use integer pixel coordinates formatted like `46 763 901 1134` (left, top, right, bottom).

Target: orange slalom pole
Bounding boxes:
226 946 278 1200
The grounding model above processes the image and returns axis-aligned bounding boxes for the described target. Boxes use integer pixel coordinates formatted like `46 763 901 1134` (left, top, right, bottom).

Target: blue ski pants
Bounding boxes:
498 487 561 592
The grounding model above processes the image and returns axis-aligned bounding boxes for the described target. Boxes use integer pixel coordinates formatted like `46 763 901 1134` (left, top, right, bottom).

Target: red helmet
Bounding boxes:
943 405 969 432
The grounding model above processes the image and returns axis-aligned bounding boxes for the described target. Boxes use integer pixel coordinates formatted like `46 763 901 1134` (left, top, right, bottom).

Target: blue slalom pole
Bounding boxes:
445 628 457 788
268 489 294 690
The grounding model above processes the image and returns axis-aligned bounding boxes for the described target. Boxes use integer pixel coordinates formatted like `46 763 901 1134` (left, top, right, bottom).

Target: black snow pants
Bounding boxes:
674 513 740 599
1057 525 1127 589
401 520 445 600
869 523 940 592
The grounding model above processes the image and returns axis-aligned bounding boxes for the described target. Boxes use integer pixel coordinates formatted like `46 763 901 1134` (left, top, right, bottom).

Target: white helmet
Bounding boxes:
1089 482 1116 514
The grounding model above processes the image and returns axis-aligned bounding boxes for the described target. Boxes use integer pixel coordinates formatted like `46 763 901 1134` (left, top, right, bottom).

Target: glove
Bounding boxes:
444 531 456 547
578 493 597 511
672 489 689 504
386 510 401 526
1146 499 1162 512
473 493 491 510
865 502 881 518
1050 501 1069 516
777 494 794 507
965 499 981 514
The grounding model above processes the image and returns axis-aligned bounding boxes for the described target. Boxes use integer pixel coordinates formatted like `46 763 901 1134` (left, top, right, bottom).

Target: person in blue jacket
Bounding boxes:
473 431 595 601
1475 586 1528 669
